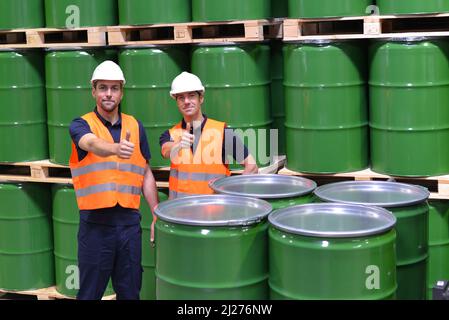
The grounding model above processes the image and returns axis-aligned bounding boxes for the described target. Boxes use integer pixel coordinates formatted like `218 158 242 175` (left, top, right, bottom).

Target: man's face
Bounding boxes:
92 80 123 113
175 91 203 118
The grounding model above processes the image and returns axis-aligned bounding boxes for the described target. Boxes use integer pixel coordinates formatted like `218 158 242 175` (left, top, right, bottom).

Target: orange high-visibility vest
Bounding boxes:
69 112 147 210
168 118 231 199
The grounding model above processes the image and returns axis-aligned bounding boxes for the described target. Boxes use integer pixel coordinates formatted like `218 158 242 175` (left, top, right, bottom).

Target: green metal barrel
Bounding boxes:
191 43 273 168
155 195 272 300
52 184 78 297
192 0 271 21
0 183 54 291
210 174 316 210
0 50 47 162
0 0 44 30
427 200 449 299
284 41 368 174
289 0 373 18
45 0 117 28
139 190 168 300
269 203 397 299
271 41 286 154
52 184 114 297
377 0 449 15
119 46 189 168
370 38 449 177
118 0 191 25
46 48 116 165
272 0 288 18
315 181 430 300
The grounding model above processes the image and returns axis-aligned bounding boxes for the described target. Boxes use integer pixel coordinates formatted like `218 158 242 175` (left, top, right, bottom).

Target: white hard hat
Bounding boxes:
170 71 205 99
91 60 126 85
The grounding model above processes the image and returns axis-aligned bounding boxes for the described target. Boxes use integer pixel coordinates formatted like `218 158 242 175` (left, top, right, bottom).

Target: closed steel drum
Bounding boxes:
0 0 44 29
269 203 397 299
377 0 449 15
45 0 117 28
370 38 449 177
46 48 116 165
210 174 316 210
0 49 47 162
119 46 189 168
52 184 114 297
314 181 430 300
289 0 373 18
191 43 273 168
192 0 270 21
427 200 449 299
118 0 190 25
139 190 168 300
155 195 272 300
270 40 286 154
284 40 368 173
0 183 54 291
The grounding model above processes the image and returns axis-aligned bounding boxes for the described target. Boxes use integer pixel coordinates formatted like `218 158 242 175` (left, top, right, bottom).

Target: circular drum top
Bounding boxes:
154 195 272 227
209 174 317 199
269 203 396 238
314 181 430 208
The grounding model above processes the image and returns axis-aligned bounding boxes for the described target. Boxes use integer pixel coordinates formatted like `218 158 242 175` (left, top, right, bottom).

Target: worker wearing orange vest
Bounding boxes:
160 72 258 199
69 61 159 300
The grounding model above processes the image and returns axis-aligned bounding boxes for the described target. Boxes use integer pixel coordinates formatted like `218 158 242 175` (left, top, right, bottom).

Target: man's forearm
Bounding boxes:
79 134 118 157
142 167 159 213
87 138 118 157
241 155 259 175
161 141 182 160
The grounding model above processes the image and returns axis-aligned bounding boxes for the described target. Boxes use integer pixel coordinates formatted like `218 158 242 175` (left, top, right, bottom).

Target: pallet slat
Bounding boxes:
0 27 107 49
279 167 449 199
0 286 115 300
283 13 449 40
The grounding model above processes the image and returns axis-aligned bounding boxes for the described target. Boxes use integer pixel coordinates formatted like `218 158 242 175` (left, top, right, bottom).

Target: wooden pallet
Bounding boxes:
279 167 449 200
0 27 107 49
108 19 283 45
0 160 72 184
284 13 449 40
0 286 115 300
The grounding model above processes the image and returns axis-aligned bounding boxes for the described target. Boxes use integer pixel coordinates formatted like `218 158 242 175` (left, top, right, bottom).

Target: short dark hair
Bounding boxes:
92 80 123 90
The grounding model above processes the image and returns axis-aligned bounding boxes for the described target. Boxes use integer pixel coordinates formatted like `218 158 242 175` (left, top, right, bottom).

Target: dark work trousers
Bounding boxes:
76 220 143 300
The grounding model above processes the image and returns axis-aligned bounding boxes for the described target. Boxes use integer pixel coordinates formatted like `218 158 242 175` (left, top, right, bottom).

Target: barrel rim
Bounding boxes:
120 44 183 49
209 174 317 199
268 203 397 238
314 181 430 208
283 39 354 45
371 36 437 42
154 194 272 226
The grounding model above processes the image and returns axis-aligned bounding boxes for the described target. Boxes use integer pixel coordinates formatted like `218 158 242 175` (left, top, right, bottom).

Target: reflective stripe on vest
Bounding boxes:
169 168 228 182
75 183 142 198
69 112 147 210
169 190 197 199
168 118 231 199
71 161 146 177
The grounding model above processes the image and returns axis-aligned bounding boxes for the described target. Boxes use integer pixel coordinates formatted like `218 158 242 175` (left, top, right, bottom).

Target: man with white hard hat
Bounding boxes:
69 60 159 300
160 72 258 199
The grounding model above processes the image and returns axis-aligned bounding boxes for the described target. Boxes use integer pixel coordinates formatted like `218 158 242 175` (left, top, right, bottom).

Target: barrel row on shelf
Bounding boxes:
3 39 449 181
2 176 448 300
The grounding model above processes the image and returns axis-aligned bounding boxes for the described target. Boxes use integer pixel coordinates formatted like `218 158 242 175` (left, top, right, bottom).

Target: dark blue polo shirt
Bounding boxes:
159 115 249 164
69 108 151 226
